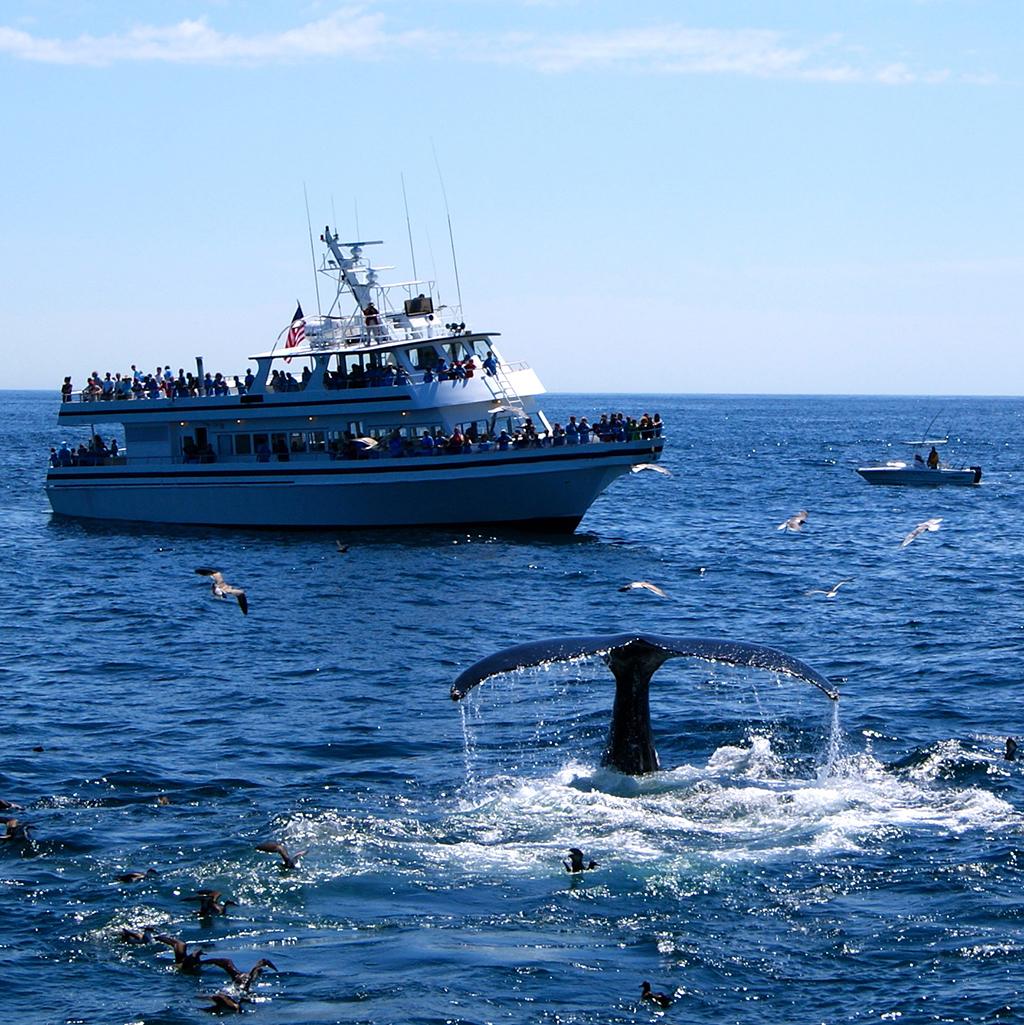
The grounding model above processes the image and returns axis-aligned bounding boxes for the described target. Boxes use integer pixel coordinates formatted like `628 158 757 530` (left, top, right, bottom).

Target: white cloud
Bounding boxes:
0 8 957 84
0 8 434 67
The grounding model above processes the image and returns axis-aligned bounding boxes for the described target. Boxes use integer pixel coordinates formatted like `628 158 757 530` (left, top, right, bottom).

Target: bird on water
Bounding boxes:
115 868 158 884
256 840 306 869
155 933 207 972
630 463 672 476
120 926 155 945
205 956 278 991
563 848 597 873
198 991 243 1014
195 568 249 614
184 889 237 917
2 818 30 841
0 799 22 812
640 981 673 1008
1005 738 1017 762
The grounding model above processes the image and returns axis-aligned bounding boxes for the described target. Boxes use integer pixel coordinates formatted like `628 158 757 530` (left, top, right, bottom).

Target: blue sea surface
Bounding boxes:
2 390 1023 1024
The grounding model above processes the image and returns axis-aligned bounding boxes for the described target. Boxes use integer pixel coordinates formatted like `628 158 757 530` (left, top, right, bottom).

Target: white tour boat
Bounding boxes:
46 227 665 532
856 439 981 487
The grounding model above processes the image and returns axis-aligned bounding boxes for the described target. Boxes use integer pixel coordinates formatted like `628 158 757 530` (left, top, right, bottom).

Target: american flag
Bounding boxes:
283 302 304 363
286 302 305 349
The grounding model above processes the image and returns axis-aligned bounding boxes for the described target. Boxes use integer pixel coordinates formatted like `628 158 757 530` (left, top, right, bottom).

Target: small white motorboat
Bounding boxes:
856 439 981 487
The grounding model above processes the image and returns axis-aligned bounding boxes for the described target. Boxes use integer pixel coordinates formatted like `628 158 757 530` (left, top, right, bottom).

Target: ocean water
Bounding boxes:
3 390 1023 1025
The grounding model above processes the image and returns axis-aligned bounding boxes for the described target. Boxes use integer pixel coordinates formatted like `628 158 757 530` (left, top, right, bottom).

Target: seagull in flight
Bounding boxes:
618 581 669 598
778 510 808 532
335 541 349 553
630 463 672 476
901 518 942 548
195 568 248 615
805 578 853 599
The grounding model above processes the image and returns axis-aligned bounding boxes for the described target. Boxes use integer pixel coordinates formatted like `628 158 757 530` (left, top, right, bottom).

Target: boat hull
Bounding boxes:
856 466 981 487
46 441 663 531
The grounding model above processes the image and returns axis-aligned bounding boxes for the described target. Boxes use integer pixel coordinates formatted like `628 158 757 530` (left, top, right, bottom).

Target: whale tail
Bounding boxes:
451 633 836 776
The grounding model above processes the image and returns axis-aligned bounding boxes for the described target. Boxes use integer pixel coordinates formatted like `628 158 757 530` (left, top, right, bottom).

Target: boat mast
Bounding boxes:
320 226 382 317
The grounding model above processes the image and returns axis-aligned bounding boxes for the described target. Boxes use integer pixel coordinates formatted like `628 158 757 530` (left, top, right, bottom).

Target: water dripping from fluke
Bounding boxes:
450 633 838 776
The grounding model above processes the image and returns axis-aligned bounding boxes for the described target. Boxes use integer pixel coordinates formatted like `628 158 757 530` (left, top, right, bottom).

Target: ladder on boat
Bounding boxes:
483 363 527 421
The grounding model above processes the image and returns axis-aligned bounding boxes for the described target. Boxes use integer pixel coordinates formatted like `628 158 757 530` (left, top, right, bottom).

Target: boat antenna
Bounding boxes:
401 172 419 281
354 198 361 240
303 182 322 317
431 139 463 311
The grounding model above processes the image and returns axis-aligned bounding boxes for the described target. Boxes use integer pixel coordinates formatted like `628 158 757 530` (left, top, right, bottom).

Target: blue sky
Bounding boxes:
1 2 1021 394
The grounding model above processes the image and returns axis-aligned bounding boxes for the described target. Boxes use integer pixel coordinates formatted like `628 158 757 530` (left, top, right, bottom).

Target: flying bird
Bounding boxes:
563 848 598 874
900 517 942 548
256 840 306 869
205 956 278 992
195 568 248 615
618 581 669 598
640 981 673 1009
335 541 349 553
778 510 808 532
805 578 853 599
630 463 672 476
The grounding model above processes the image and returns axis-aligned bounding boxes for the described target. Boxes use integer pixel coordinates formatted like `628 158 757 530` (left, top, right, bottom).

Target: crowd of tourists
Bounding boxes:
64 366 249 402
325 412 664 462
48 435 120 467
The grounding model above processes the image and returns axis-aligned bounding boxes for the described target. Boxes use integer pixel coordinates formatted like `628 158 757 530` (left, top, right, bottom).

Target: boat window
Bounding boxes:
253 433 269 453
307 431 325 452
412 345 438 369
217 434 234 456
289 432 307 453
234 434 252 456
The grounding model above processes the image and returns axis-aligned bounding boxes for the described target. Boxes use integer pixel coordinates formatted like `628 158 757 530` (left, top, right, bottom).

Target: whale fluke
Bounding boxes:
450 633 837 775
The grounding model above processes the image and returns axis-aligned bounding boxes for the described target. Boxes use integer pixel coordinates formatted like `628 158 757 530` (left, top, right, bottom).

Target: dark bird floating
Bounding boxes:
640 981 673 1009
184 889 237 917
564 848 597 873
120 926 155 945
450 633 837 776
205 956 278 992
115 868 158 884
1 818 30 841
199 991 243 1014
155 933 207 973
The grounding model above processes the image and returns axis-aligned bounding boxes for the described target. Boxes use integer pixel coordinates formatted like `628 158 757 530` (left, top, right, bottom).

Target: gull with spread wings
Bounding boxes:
195 568 248 615
901 518 942 548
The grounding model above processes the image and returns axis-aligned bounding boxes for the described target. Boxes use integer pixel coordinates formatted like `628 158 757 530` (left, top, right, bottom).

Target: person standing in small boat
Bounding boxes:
927 446 940 469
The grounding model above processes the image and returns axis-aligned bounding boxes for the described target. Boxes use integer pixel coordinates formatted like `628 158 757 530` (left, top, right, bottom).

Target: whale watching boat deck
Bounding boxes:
46 227 665 531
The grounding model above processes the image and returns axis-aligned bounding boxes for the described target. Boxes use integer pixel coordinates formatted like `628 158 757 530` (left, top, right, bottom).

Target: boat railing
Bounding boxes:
48 428 665 470
59 363 537 405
